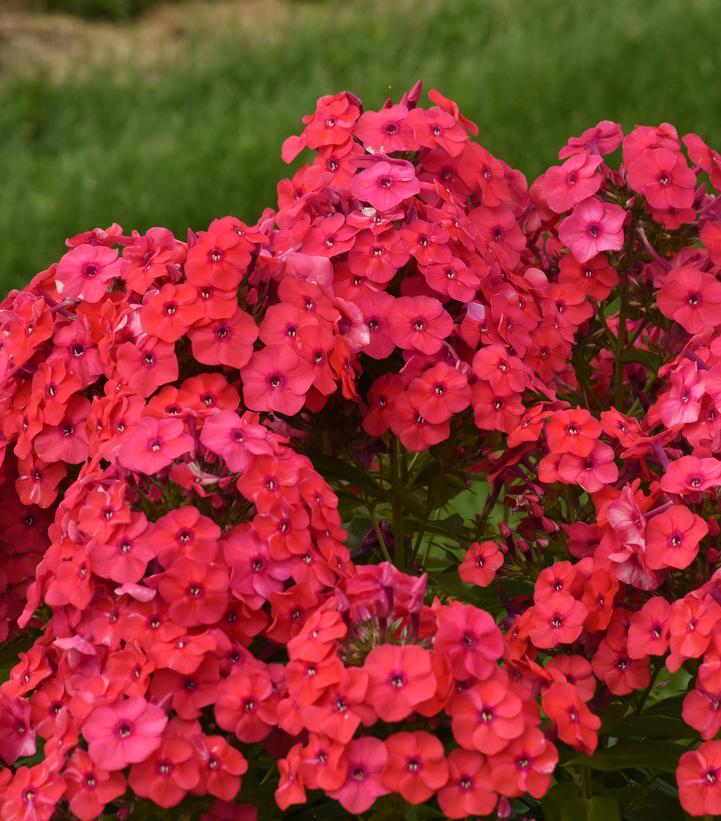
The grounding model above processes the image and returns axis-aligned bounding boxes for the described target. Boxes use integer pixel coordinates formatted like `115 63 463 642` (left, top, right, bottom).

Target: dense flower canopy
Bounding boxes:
2 82 721 819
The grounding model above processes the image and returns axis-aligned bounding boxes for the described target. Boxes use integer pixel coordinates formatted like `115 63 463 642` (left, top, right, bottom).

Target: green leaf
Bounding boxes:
559 796 622 821
621 348 662 371
612 715 696 740
566 741 686 773
310 454 384 497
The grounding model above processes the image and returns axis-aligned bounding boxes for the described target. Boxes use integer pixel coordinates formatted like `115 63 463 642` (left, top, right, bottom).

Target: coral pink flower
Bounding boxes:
558 252 619 300
434 602 504 680
327 737 389 814
683 687 721 740
192 734 248 801
490 727 558 799
407 105 468 156
381 731 449 804
528 594 587 649
546 655 596 702
185 224 252 289
459 541 504 587
556 440 619 493
156 557 229 626
559 120 622 158
128 735 200 808
558 197 626 263
90 512 154 583
660 455 721 494
627 596 671 659
657 266 721 333
437 748 497 819
450 673 525 754
140 283 204 342
350 159 420 212
472 344 528 396
117 416 194 474
189 309 258 369
677 741 721 817
545 408 601 457
215 670 276 743
200 411 273 473
645 504 708 570
388 295 453 355
390 392 450 451
347 229 410 284
591 635 650 695
355 291 396 359
354 103 415 152
0 694 36 765
64 749 126 821
241 345 314 415
627 147 696 209
543 153 603 213
33 395 90 465
541 681 600 755
142 506 220 567
1 764 65 821
116 338 179 397
408 362 471 425
56 244 123 302
364 644 436 722
83 697 168 770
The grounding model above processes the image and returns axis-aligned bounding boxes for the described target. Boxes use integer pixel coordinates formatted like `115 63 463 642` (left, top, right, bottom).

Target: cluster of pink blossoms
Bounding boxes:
3 82 721 819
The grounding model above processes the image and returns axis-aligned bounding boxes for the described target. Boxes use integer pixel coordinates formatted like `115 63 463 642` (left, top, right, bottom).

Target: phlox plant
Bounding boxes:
2 81 721 821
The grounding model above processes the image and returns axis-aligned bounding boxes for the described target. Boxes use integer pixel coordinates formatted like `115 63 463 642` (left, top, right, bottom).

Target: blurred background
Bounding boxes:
1 0 720 289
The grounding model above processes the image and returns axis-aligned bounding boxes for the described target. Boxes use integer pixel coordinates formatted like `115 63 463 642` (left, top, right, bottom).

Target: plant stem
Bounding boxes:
390 438 405 568
635 663 662 714
581 765 593 800
614 279 628 408
370 510 393 564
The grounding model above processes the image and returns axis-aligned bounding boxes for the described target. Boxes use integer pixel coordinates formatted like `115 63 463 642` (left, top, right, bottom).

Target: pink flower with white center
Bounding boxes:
200 410 274 473
542 153 603 213
660 455 721 494
350 159 420 212
559 120 623 158
117 417 194 474
354 103 416 153
327 737 389 814
55 244 123 302
82 697 168 771
558 196 626 263
388 295 453 355
240 344 314 416
0 693 36 764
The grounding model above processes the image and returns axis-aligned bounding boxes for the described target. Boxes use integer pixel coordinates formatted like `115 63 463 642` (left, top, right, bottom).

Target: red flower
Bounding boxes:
677 741 721 817
543 153 603 213
437 748 497 819
627 147 696 209
528 594 587 649
657 266 721 334
215 670 276 743
541 681 600 755
459 540 504 587
364 644 436 722
434 602 504 680
387 296 453 355
141 283 204 342
449 672 525 754
128 734 200 808
381 731 449 804
645 504 708 570
64 749 126 821
489 727 558 798
156 557 229 627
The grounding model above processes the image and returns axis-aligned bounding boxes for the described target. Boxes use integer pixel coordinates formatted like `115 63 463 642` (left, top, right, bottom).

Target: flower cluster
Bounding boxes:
2 83 721 819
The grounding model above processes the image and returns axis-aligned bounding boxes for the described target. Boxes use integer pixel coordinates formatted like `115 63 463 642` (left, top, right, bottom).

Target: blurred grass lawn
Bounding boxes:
1 0 721 289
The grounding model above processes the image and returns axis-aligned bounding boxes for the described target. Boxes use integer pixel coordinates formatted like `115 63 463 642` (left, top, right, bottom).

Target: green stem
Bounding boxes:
390 439 405 568
635 663 662 714
581 765 593 800
370 510 393 564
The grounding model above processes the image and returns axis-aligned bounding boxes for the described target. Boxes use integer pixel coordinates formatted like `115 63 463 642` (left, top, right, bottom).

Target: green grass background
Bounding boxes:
1 0 721 289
